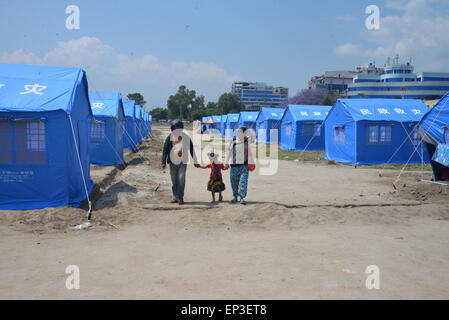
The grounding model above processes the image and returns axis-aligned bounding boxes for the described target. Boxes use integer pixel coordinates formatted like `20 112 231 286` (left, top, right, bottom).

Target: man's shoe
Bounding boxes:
230 197 238 203
170 199 178 203
240 198 247 205
178 198 185 205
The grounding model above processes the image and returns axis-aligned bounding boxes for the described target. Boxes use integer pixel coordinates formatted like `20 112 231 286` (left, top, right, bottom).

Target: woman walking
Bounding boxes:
225 127 255 205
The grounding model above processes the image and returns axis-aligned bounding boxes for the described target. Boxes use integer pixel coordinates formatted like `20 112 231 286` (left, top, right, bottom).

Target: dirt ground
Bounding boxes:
0 124 448 299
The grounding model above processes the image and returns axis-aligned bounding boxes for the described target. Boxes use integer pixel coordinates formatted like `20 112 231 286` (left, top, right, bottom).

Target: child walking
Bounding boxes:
200 152 227 203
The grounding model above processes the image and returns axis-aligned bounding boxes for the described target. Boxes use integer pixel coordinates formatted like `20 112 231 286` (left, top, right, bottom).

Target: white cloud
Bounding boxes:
334 0 449 70
0 37 238 107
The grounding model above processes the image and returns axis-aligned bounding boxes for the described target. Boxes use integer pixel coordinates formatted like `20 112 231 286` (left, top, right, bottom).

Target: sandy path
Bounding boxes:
0 125 448 299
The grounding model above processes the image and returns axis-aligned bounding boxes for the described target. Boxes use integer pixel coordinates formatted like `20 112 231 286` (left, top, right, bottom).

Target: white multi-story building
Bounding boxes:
348 56 449 99
232 81 288 111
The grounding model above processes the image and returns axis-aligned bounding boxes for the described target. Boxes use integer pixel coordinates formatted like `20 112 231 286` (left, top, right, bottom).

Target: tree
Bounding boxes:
206 102 217 110
127 93 146 106
322 91 338 106
191 95 205 111
190 108 209 120
167 85 197 120
150 107 168 120
216 93 245 114
288 88 329 105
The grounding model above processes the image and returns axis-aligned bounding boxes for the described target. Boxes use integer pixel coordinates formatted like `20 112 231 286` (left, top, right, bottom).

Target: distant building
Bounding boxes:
348 56 449 100
232 81 288 111
308 71 356 96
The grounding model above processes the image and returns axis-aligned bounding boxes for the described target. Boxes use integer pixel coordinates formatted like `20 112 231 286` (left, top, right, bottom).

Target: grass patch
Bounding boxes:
363 163 432 171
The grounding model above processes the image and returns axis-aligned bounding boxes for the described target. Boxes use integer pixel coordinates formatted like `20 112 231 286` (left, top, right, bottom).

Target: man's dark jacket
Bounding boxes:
161 134 197 165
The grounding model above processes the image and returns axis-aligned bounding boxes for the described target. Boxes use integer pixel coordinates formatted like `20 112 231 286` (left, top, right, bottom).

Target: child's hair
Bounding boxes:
239 126 248 133
208 152 219 162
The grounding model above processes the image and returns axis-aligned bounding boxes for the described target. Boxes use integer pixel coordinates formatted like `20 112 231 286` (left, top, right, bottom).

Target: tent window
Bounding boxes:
334 126 345 144
91 121 105 142
0 119 13 164
408 125 420 146
302 123 321 137
0 119 46 165
445 127 449 144
272 120 281 129
284 123 292 136
367 125 392 145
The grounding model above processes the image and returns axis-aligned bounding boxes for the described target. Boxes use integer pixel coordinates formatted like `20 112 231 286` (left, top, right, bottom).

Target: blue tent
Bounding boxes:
280 105 331 151
122 100 138 151
135 105 145 142
325 99 429 165
148 114 152 133
419 92 449 180
256 107 285 143
238 111 259 132
201 116 212 131
142 110 149 136
144 111 151 134
225 113 239 138
0 63 93 210
221 115 228 136
89 91 125 166
211 115 222 133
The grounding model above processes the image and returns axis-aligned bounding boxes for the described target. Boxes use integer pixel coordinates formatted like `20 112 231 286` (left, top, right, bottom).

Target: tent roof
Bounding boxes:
239 111 259 122
257 107 285 121
0 63 88 114
212 115 222 122
227 113 239 122
221 114 228 122
89 91 124 119
419 92 449 144
122 99 136 118
135 105 144 120
336 99 428 122
285 104 332 122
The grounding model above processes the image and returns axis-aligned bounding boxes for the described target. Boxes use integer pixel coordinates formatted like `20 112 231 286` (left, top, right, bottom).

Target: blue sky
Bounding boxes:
1 0 448 109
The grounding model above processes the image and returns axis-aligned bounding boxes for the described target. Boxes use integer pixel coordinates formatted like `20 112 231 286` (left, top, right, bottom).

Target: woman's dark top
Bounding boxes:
229 137 249 167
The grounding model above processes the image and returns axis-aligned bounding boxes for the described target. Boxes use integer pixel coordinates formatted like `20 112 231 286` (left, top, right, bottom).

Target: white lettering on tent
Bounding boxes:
20 84 47 95
300 112 309 116
271 113 278 116
411 109 422 115
248 116 253 119
360 109 372 115
313 112 322 116
0 170 34 183
377 108 390 115
65 5 80 30
92 102 105 109
394 108 406 115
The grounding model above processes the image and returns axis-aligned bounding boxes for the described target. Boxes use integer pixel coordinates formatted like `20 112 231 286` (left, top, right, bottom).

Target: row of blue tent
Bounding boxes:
0 63 152 210
201 95 449 169
89 91 152 166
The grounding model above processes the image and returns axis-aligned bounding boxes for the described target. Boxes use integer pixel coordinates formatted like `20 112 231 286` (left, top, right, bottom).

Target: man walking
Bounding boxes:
161 120 199 205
